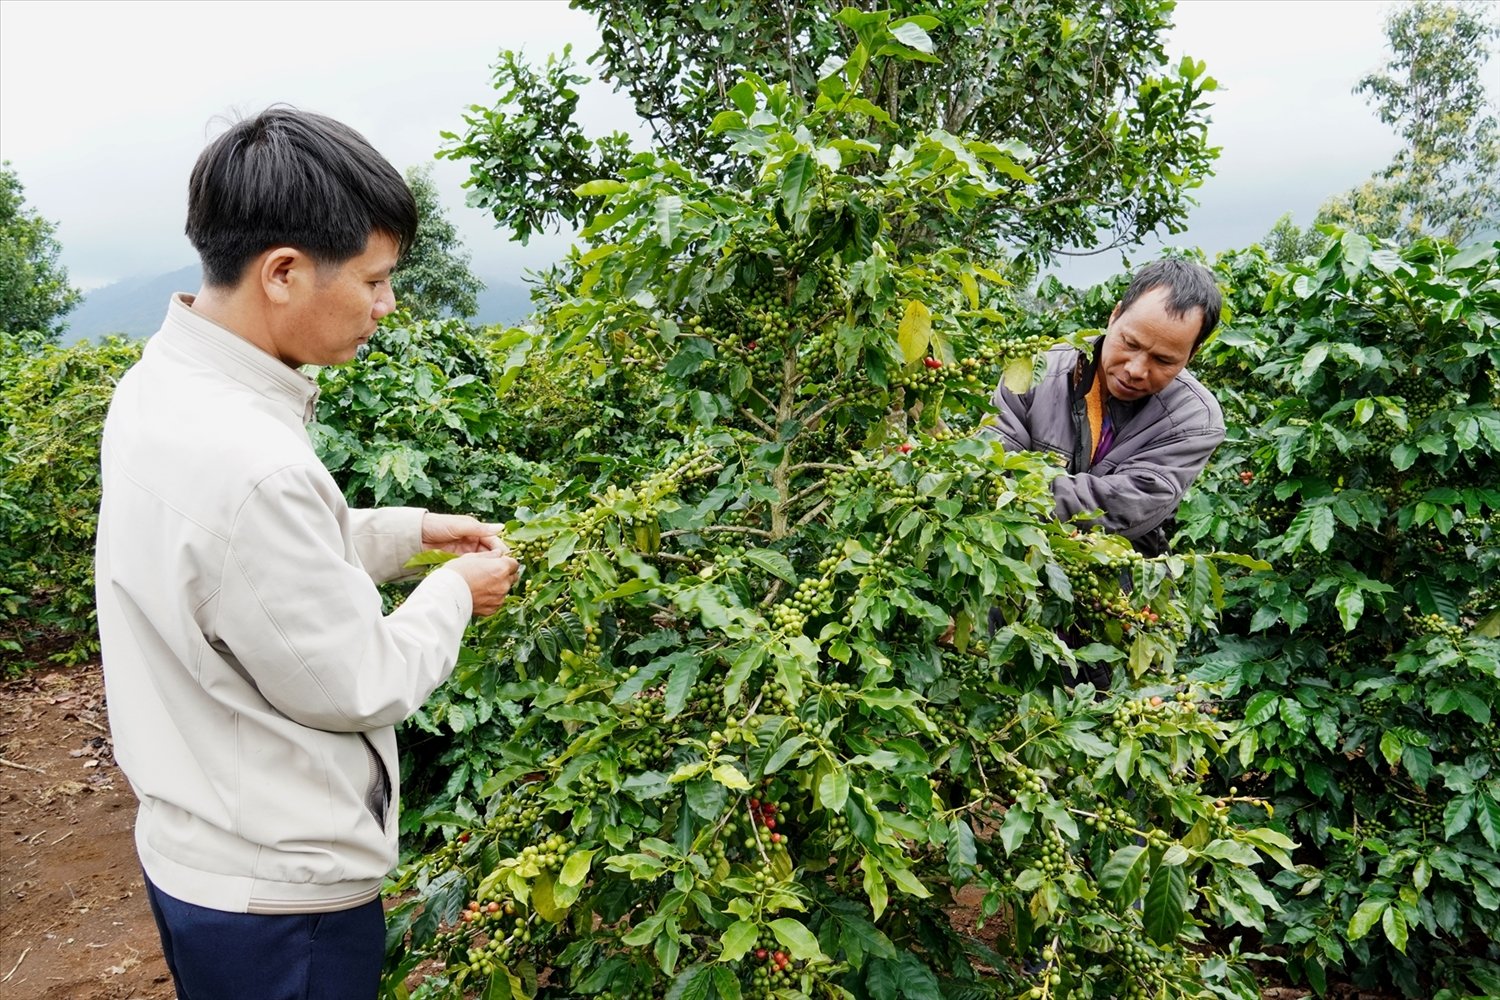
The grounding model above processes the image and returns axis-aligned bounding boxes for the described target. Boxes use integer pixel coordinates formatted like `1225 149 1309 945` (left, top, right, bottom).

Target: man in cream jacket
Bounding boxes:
94 108 520 1000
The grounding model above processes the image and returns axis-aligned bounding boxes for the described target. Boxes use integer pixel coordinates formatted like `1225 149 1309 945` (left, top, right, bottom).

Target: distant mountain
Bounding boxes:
62 265 537 344
474 282 536 328
63 265 201 343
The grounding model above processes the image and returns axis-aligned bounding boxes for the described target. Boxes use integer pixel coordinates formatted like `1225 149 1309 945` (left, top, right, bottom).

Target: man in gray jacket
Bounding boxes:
95 109 521 1000
985 259 1224 556
982 260 1224 684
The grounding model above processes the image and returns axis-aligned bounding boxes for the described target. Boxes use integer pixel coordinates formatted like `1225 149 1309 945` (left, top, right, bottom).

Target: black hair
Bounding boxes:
1117 259 1223 351
186 107 418 287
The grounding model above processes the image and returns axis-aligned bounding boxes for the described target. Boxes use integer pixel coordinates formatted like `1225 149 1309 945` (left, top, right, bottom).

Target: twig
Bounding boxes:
795 498 833 527
49 831 73 847
797 396 850 429
788 481 827 509
661 525 775 540
787 462 851 475
2 947 28 984
738 406 777 438
0 757 45 775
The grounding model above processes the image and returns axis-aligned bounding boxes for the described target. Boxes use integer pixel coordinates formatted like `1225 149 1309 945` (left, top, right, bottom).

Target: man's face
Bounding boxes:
1098 286 1202 401
278 231 399 367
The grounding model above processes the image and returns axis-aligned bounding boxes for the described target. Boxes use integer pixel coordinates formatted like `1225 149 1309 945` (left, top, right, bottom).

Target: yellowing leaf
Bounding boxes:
559 848 597 888
898 300 932 365
711 764 751 790
1002 355 1034 393
862 854 889 919
959 271 979 310
532 871 568 922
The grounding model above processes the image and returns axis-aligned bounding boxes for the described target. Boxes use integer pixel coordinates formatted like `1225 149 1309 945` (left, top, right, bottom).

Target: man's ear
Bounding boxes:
258 246 307 306
1108 302 1122 326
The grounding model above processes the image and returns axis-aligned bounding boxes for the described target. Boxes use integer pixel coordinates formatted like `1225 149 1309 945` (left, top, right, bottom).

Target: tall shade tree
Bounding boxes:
392 165 486 321
0 163 81 341
442 1 1220 263
1318 0 1500 243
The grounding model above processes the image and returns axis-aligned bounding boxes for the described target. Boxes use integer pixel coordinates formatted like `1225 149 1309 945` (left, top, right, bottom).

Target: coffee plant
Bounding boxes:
0 332 140 669
382 33 1288 1000
1179 235 1500 997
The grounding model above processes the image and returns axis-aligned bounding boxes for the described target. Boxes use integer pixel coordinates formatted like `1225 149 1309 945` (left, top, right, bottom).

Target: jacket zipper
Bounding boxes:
358 733 391 829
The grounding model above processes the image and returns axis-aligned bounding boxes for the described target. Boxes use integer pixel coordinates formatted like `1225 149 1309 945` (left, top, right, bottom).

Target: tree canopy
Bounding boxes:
443 1 1220 263
0 163 81 341
1318 0 1500 243
392 165 486 321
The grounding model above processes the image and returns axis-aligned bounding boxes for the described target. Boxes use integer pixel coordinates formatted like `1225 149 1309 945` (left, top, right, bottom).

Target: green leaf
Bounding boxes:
484 967 517 1000
1348 898 1388 940
762 734 809 775
818 768 850 812
888 20 935 53
1477 793 1500 851
779 152 815 222
1297 343 1330 384
1099 844 1149 903
866 953 942 1000
1335 585 1365 631
404 549 459 569
1307 505 1336 552
1143 864 1188 944
686 775 727 819
709 967 741 1000
727 81 755 115
745 548 798 584
708 971 744 1000
655 194 683 246
1382 905 1409 953
947 817 977 870
769 917 827 961
1244 691 1280 727
1341 231 1372 273
664 655 701 721
1444 794 1475 838
575 179 629 197
884 863 931 898
999 805 1032 854
1379 730 1404 767
664 964 713 1000
723 645 765 707
719 920 757 963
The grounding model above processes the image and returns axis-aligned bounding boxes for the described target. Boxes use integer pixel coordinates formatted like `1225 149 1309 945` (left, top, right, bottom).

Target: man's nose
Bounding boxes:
373 284 396 319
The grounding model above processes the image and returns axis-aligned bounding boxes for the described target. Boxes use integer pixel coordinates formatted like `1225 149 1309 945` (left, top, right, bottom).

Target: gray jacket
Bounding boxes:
981 338 1224 554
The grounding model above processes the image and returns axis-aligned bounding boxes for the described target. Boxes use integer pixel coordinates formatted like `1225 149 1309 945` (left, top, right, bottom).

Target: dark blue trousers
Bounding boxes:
145 876 384 1000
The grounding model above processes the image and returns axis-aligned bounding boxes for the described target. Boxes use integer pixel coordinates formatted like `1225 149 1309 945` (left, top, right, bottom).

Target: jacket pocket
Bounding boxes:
358 733 391 829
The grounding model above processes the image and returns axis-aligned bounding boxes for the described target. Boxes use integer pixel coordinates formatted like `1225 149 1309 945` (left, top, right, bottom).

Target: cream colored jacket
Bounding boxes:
96 296 472 914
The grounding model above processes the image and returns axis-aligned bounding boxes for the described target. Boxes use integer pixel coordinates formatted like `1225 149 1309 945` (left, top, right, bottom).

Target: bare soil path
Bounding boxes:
1 665 172 1000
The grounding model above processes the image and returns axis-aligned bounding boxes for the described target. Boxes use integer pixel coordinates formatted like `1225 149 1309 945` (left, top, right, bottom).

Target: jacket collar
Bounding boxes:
1071 334 1147 419
157 294 321 424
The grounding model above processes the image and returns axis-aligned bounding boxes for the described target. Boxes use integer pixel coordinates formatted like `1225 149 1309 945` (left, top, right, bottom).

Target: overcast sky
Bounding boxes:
0 0 1417 292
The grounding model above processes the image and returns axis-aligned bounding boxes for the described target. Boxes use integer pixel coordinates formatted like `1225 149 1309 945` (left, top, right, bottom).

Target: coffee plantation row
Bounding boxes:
4 29 1499 1000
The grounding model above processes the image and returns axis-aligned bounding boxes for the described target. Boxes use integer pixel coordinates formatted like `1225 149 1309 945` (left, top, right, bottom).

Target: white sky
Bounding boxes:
0 0 1423 291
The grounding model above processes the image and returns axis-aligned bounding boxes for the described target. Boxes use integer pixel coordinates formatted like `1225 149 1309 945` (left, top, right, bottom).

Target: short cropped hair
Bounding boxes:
1117 259 1222 351
187 107 418 287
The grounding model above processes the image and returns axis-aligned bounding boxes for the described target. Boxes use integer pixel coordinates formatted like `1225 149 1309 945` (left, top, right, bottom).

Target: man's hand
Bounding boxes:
422 513 509 556
441 550 522 618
